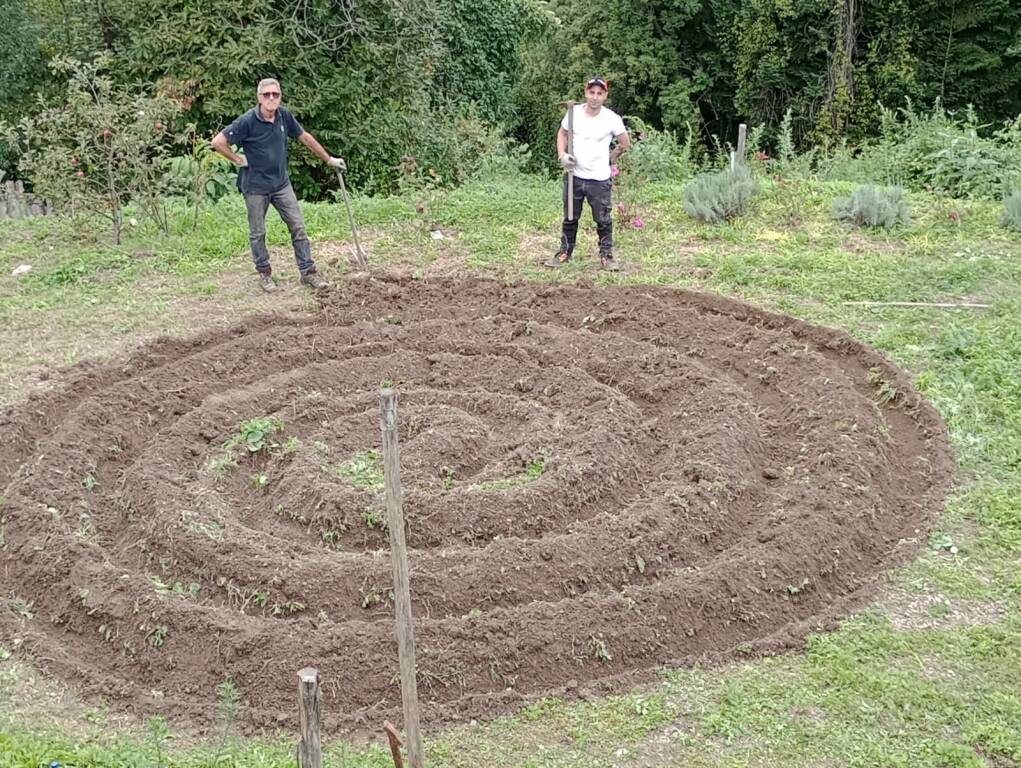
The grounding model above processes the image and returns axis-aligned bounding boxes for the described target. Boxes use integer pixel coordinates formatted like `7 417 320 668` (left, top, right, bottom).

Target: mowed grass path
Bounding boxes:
1 175 1019 767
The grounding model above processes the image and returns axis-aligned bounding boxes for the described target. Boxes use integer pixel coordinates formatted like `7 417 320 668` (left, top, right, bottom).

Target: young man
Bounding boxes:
211 78 344 293
546 77 631 271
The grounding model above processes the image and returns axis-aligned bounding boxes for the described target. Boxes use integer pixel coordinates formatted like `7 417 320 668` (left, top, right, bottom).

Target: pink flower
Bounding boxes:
632 217 645 229
616 202 627 214
610 165 620 177
948 210 960 222
754 151 770 162
639 132 648 140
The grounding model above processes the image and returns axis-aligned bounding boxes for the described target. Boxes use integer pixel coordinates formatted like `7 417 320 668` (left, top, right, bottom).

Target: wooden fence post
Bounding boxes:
297 667 323 768
379 388 425 768
737 123 748 167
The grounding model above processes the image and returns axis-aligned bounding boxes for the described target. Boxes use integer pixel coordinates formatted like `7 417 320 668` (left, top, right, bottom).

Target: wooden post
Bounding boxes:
379 389 425 768
566 101 575 222
296 667 323 768
736 123 747 167
12 181 26 219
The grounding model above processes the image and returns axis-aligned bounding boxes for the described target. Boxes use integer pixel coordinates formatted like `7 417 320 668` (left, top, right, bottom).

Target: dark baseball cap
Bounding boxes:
585 77 608 90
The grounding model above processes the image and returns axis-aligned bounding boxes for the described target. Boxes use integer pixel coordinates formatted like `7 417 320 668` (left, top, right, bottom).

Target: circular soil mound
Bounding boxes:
0 276 953 733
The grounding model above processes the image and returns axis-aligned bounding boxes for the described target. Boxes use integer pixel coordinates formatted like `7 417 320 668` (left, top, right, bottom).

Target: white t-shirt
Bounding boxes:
560 105 627 181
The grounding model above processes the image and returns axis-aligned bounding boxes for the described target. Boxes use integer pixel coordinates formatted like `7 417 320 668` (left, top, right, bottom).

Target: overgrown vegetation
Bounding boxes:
4 1 1021 194
1003 189 1021 231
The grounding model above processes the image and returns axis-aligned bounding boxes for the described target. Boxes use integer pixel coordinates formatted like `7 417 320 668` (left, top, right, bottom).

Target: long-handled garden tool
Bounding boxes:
335 169 368 269
566 100 575 221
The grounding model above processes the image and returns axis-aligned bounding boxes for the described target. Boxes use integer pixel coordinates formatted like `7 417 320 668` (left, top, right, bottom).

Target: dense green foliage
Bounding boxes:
2 0 1020 196
512 0 1021 161
3 0 546 195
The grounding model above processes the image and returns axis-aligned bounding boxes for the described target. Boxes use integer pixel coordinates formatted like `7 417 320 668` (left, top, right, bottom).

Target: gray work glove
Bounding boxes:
558 152 577 170
328 156 347 171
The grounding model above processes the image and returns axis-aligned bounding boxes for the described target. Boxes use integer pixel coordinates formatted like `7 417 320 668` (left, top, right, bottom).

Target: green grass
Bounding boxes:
2 172 1021 766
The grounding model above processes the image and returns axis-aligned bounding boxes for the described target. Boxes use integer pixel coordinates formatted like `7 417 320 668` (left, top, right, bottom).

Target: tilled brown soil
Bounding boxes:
0 275 953 734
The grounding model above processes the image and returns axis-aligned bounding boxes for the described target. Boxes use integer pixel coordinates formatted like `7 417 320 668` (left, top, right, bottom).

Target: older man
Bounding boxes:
211 78 344 292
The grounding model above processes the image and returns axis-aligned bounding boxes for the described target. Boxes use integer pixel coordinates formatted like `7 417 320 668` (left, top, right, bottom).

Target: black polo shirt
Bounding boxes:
223 106 304 195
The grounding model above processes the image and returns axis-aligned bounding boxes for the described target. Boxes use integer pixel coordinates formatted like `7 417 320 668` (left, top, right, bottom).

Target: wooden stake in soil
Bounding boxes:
296 667 323 768
379 388 425 768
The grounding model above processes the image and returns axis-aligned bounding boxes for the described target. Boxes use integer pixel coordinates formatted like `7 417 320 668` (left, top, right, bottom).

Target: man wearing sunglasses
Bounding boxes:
212 78 344 292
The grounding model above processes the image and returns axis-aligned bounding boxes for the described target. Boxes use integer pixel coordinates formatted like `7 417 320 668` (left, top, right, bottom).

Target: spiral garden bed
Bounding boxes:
0 275 953 733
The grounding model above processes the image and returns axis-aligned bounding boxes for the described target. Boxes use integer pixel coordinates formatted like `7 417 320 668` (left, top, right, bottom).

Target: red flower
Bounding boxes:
948 210 960 222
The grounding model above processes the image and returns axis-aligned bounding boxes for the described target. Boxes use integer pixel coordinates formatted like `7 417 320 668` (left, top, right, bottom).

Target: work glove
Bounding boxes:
235 155 248 168
328 156 347 171
558 152 577 170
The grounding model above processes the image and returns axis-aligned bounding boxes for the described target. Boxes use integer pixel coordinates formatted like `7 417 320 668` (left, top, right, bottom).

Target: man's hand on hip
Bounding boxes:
235 155 248 168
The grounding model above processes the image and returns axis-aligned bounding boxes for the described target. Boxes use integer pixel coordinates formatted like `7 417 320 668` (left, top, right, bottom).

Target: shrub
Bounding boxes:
619 117 695 183
1003 190 1021 231
2 56 184 242
833 184 911 229
683 166 758 223
857 102 1021 198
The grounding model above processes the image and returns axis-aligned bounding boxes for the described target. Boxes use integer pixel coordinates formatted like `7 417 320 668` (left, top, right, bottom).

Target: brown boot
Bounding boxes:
258 272 277 293
543 251 572 268
299 271 331 290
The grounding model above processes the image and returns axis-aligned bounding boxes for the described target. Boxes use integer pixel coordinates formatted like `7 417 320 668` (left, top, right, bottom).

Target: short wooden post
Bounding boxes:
297 667 323 768
736 123 747 167
379 389 425 768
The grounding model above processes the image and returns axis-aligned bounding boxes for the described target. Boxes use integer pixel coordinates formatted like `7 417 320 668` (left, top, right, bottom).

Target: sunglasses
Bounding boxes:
259 91 281 98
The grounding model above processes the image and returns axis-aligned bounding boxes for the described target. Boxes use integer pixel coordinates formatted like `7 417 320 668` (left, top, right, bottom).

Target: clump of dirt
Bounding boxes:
0 275 953 735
